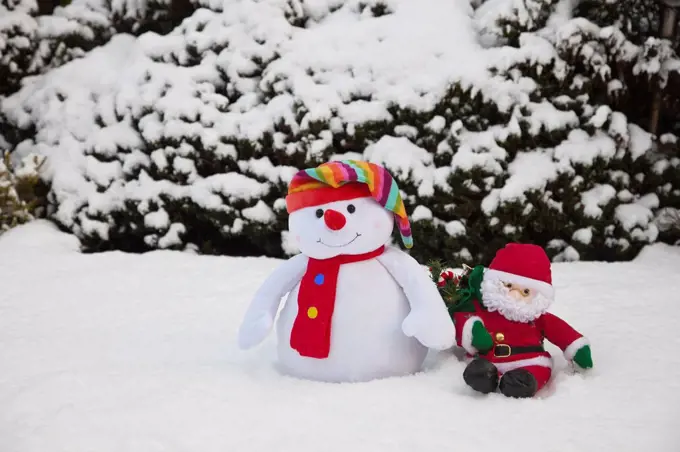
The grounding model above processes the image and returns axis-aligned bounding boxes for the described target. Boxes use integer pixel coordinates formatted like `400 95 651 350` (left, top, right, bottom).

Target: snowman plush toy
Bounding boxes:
237 160 455 382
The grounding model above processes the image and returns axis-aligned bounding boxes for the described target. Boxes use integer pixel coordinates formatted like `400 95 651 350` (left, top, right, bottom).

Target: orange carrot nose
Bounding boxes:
323 209 346 230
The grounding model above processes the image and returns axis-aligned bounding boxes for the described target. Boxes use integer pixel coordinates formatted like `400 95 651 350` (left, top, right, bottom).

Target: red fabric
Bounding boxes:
519 365 552 392
289 246 386 359
286 183 372 213
323 209 346 230
454 300 584 366
489 243 552 285
538 312 584 351
437 270 458 287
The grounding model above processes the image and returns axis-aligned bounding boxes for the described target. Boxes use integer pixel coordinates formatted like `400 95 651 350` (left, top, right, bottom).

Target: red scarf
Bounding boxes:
289 246 386 359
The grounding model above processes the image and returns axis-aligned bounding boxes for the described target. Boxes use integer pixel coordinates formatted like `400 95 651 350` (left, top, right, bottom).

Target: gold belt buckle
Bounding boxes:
494 344 511 358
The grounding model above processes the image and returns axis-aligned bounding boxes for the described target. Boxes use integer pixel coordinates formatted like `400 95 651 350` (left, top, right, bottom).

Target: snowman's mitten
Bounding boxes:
470 321 493 354
402 308 455 350
572 344 593 369
237 312 274 350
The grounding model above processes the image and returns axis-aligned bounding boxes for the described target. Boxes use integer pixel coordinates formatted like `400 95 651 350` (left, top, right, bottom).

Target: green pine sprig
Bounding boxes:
427 259 485 316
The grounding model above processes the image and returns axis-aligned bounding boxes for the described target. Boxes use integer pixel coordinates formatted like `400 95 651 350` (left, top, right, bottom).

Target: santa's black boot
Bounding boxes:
463 358 499 394
499 369 538 398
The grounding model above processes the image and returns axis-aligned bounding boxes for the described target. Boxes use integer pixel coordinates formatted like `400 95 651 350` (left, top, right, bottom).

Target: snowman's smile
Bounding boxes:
317 232 361 248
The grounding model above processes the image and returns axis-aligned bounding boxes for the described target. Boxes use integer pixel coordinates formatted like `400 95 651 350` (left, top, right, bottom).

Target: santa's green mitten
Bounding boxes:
471 321 493 353
572 345 593 369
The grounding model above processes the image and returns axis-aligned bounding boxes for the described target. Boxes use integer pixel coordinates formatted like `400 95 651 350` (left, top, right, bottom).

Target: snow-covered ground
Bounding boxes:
1 221 679 451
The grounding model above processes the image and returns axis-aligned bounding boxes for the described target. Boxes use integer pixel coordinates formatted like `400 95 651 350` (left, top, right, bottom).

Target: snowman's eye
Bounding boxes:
315 209 324 218
347 204 356 214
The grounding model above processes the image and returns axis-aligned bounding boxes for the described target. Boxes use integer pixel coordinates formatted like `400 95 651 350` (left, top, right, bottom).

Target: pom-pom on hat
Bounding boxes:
484 243 554 300
285 160 413 248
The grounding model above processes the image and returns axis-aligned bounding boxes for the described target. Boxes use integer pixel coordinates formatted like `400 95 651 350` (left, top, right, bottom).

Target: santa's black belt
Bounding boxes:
492 344 545 358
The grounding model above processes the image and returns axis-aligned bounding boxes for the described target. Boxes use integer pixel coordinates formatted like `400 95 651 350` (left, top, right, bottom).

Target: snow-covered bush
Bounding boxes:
0 0 196 97
467 0 680 262
656 207 680 245
1 0 109 96
1 0 679 262
575 0 663 47
0 149 48 234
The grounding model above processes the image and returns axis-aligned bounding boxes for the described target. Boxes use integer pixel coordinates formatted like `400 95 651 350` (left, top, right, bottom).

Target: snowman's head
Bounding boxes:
288 193 394 259
285 160 413 259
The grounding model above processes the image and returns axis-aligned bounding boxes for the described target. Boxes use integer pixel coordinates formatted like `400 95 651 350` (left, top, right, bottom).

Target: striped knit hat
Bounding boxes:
285 160 413 248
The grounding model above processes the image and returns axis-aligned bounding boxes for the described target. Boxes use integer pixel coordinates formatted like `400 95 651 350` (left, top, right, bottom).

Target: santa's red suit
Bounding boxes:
454 243 591 397
454 302 588 389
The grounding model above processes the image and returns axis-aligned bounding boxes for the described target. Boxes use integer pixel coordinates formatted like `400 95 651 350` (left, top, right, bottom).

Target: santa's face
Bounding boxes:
480 276 552 323
288 196 393 259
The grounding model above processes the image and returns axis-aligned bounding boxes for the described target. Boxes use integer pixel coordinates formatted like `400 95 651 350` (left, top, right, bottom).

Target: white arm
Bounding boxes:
237 253 309 350
377 246 455 350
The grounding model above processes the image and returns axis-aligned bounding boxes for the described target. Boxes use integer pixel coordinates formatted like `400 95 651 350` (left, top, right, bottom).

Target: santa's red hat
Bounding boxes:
484 243 554 300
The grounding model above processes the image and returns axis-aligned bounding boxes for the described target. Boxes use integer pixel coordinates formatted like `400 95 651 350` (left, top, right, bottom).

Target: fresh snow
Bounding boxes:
411 205 433 222
553 130 617 165
581 184 616 219
242 200 276 224
365 136 435 197
616 203 655 233
571 227 593 245
628 124 653 160
483 150 559 210
445 220 466 237
1 221 680 451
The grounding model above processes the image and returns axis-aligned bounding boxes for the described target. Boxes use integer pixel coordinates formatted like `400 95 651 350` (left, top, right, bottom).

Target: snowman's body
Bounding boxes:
237 161 455 383
275 257 427 382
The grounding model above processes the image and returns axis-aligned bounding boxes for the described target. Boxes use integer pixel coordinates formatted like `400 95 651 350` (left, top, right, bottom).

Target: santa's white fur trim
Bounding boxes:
496 355 553 373
461 316 483 354
484 268 554 300
480 278 551 323
564 336 589 361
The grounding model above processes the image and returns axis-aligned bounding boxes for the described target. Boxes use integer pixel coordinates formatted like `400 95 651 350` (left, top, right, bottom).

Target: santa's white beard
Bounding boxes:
480 278 552 323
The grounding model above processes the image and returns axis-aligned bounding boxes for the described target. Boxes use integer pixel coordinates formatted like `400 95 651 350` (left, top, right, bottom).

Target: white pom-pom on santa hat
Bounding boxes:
483 243 555 301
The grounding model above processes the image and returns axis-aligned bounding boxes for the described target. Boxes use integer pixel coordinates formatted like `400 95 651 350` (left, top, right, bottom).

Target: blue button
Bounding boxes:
314 273 324 285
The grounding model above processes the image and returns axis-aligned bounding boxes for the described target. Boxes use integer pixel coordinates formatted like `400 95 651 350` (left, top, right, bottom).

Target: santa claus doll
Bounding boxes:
453 243 593 398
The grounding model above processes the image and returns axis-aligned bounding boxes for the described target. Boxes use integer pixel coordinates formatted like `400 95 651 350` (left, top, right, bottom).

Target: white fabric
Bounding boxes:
484 268 554 299
495 355 553 373
564 336 589 361
275 254 428 382
288 196 393 260
237 253 309 350
461 316 483 355
461 355 553 372
274 245 455 382
480 277 552 323
377 247 456 351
